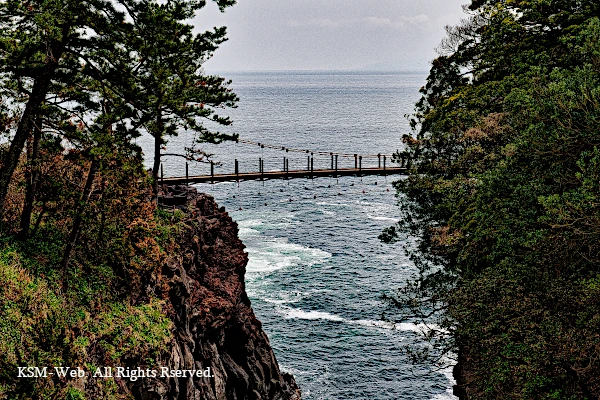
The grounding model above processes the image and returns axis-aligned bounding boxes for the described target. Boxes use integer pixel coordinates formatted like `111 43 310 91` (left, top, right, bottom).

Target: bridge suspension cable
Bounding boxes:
235 138 394 159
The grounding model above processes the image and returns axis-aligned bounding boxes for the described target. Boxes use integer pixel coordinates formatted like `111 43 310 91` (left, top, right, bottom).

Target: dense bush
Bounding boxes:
386 4 600 398
0 242 172 398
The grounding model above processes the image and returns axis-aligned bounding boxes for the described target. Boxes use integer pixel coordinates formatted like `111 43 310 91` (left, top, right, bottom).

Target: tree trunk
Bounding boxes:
152 109 164 196
32 203 47 236
0 30 67 221
61 158 99 275
19 118 42 238
97 177 108 244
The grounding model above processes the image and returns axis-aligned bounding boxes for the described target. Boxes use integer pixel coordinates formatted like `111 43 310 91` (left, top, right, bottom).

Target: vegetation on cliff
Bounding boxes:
384 1 600 398
0 0 238 397
0 165 177 397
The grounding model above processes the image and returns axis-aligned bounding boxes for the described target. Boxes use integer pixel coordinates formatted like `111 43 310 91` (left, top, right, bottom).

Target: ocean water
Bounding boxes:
139 71 456 399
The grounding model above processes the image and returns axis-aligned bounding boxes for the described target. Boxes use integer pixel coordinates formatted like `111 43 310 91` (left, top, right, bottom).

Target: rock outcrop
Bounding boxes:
128 186 300 400
452 348 484 399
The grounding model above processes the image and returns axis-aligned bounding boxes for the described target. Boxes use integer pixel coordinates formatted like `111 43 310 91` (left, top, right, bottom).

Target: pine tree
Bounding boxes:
0 0 238 227
0 0 126 221
118 0 238 194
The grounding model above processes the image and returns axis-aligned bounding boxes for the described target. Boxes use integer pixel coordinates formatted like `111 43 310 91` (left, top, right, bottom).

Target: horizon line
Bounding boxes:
202 67 431 74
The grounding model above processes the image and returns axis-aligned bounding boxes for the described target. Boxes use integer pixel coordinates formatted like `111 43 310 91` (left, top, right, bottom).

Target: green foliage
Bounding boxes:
0 240 172 398
0 1 237 398
65 387 86 400
0 0 238 217
0 246 66 397
83 300 172 362
388 3 600 397
0 157 183 398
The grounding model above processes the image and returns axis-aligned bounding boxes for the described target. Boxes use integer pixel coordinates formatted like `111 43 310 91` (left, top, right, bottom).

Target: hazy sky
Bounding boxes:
193 0 467 72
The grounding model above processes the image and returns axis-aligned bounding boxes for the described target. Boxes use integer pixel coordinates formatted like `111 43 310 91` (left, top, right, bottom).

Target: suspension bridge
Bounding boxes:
159 138 411 185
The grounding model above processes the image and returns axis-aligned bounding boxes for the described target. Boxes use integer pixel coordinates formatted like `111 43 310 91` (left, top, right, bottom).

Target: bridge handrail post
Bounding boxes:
383 155 386 172
310 153 314 178
210 161 214 184
354 154 357 169
359 155 362 176
235 159 239 181
378 153 381 169
330 152 334 170
335 154 338 177
186 162 189 185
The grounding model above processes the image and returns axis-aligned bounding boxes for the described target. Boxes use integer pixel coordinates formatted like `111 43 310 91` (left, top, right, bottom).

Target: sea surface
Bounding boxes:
138 71 456 399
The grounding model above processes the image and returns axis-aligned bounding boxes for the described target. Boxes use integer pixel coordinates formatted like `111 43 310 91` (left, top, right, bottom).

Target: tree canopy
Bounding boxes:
0 1 237 396
0 0 238 220
385 1 600 397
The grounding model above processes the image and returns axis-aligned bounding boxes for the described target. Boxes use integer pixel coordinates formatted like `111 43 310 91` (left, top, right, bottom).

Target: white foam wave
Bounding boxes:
284 309 345 322
367 214 398 222
246 252 300 273
244 236 331 275
281 309 439 334
238 226 261 238
262 288 308 304
241 221 294 233
270 239 331 259
315 201 351 207
354 319 398 329
321 209 337 216
431 354 458 400
354 319 436 333
237 219 264 229
280 308 457 399
264 297 296 305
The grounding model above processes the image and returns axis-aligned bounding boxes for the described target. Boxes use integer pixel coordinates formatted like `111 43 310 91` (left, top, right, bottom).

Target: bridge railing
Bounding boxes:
158 137 412 182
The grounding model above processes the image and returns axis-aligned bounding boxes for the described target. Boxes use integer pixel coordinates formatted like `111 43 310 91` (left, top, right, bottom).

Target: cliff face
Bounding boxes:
128 186 300 400
452 350 468 399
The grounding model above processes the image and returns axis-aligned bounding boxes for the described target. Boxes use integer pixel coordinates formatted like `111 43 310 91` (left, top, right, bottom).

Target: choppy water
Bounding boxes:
139 71 456 399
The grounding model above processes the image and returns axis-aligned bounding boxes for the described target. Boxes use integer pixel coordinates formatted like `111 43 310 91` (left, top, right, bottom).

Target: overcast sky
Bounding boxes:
192 0 467 72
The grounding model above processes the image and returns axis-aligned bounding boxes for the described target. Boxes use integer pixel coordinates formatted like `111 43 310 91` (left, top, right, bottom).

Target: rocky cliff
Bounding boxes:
127 186 300 400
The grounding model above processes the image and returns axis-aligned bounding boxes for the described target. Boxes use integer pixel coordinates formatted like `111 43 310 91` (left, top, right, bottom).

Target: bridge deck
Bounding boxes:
161 167 407 184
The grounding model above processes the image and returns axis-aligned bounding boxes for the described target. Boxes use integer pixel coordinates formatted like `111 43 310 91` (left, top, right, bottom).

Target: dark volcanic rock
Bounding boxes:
452 347 484 399
128 186 300 400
